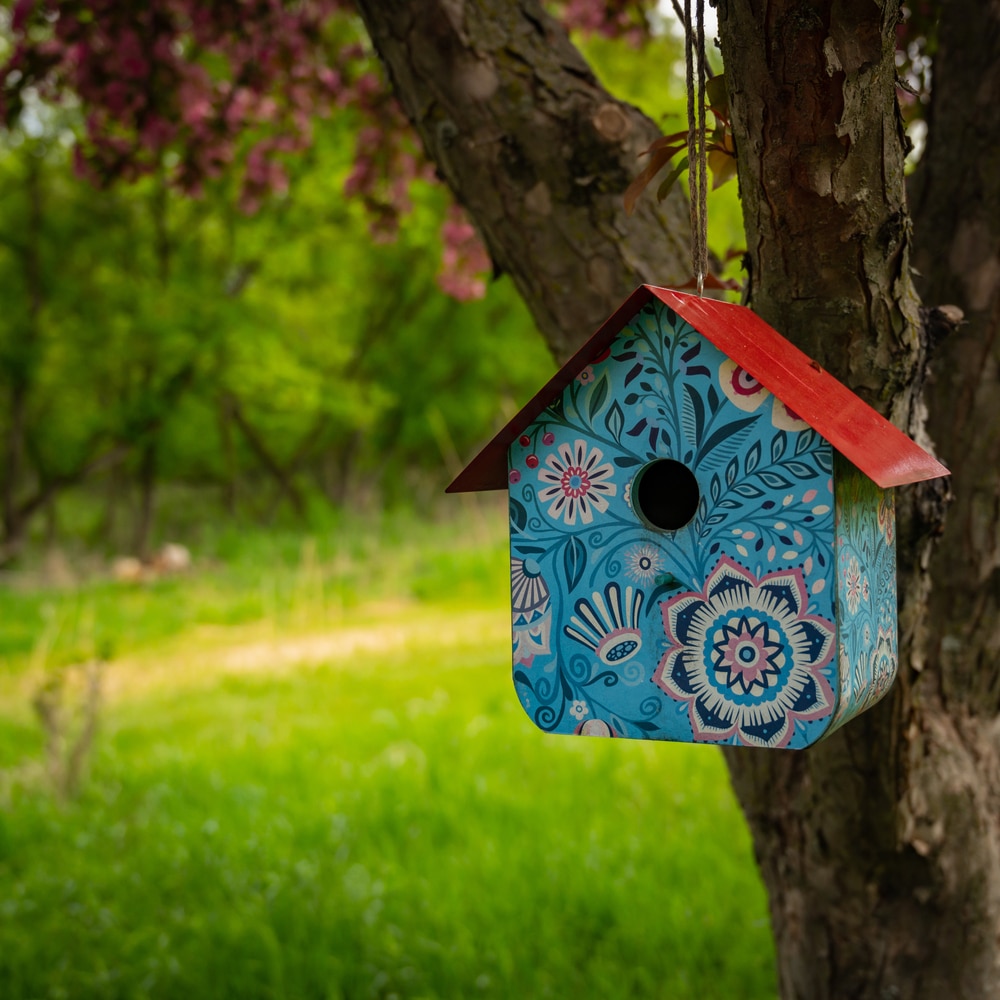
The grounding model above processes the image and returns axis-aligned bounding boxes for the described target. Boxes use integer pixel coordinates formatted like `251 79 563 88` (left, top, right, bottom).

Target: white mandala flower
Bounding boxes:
537 439 616 525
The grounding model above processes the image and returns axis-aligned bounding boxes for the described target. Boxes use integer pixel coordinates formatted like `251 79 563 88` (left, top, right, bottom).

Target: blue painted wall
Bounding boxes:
828 455 898 733
507 299 845 749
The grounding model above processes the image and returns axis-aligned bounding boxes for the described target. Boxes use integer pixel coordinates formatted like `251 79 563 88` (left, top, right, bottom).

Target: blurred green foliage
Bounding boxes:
0 26 749 563
0 112 553 558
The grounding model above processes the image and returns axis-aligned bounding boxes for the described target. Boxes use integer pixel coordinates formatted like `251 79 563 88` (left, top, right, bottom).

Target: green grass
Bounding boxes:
0 513 776 999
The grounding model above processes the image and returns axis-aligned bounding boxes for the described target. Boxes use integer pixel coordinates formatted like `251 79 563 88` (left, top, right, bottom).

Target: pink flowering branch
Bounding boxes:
1 0 656 299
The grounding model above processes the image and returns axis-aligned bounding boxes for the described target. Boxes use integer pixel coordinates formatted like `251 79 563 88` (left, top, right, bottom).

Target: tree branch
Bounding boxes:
355 0 692 363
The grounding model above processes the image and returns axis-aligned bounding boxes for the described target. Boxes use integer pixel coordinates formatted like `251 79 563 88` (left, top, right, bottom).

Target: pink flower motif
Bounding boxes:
864 626 898 708
576 365 596 385
845 556 862 615
653 557 835 748
537 439 616 525
771 399 810 432
719 359 770 412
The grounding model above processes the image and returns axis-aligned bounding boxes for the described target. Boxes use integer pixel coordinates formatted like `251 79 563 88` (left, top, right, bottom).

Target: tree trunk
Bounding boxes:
227 395 307 516
354 0 693 364
357 0 1000 995
2 154 44 560
711 1 1000 994
911 0 1000 708
133 437 157 559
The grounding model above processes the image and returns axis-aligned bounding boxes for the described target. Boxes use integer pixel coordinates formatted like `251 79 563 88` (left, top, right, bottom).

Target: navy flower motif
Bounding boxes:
511 557 552 667
654 556 834 748
564 582 644 665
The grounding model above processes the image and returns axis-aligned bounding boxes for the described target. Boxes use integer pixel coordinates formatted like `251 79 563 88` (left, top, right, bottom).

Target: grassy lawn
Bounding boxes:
0 512 776 999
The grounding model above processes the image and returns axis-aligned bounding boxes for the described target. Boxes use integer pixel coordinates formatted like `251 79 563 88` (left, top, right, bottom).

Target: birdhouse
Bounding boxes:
448 286 949 749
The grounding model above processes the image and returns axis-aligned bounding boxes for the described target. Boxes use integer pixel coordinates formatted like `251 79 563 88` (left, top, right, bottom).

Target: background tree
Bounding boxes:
4 1 1000 996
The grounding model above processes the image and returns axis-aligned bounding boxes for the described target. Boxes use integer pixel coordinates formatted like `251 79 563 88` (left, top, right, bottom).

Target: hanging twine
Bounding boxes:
682 0 709 295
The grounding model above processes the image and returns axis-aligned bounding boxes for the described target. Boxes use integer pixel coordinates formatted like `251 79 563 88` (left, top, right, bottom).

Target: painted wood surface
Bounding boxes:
828 454 898 733
508 299 845 749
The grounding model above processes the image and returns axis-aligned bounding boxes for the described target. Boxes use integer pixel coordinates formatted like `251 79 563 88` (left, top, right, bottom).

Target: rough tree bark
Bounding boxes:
714 1 997 996
356 0 1000 996
355 0 692 362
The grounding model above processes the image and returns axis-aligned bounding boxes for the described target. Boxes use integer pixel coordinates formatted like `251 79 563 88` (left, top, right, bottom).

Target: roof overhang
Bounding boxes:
447 286 949 493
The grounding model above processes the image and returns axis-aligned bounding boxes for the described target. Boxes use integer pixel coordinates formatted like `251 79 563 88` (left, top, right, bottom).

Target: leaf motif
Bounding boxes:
560 670 574 701
633 720 659 732
624 362 644 386
605 400 625 441
626 418 648 437
759 470 793 489
697 415 758 464
510 497 528 533
725 455 739 487
795 429 815 455
706 384 720 414
785 460 816 479
588 373 610 420
682 382 705 446
771 432 787 464
710 474 721 503
745 441 761 475
614 455 643 468
563 536 587 591
513 544 547 556
734 483 764 498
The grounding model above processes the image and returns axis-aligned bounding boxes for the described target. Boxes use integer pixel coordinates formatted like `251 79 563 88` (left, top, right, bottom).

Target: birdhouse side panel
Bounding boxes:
507 299 839 749
827 454 898 733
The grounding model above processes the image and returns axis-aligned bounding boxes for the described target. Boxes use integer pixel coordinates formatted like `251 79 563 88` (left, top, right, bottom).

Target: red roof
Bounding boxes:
447 285 949 492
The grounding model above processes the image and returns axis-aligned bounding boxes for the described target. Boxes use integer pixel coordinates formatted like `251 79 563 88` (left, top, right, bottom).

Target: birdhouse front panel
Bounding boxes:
827 454 898 732
507 299 841 749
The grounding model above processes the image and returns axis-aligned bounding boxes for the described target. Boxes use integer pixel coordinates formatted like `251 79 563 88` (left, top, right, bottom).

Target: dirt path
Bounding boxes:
103 604 509 701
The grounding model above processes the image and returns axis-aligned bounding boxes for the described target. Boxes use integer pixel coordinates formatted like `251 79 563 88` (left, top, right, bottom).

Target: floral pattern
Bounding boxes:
625 543 664 584
828 456 898 730
719 359 770 411
772 400 810 432
845 556 862 614
654 558 834 748
511 557 552 667
537 439 617 525
564 582 644 665
506 298 895 748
